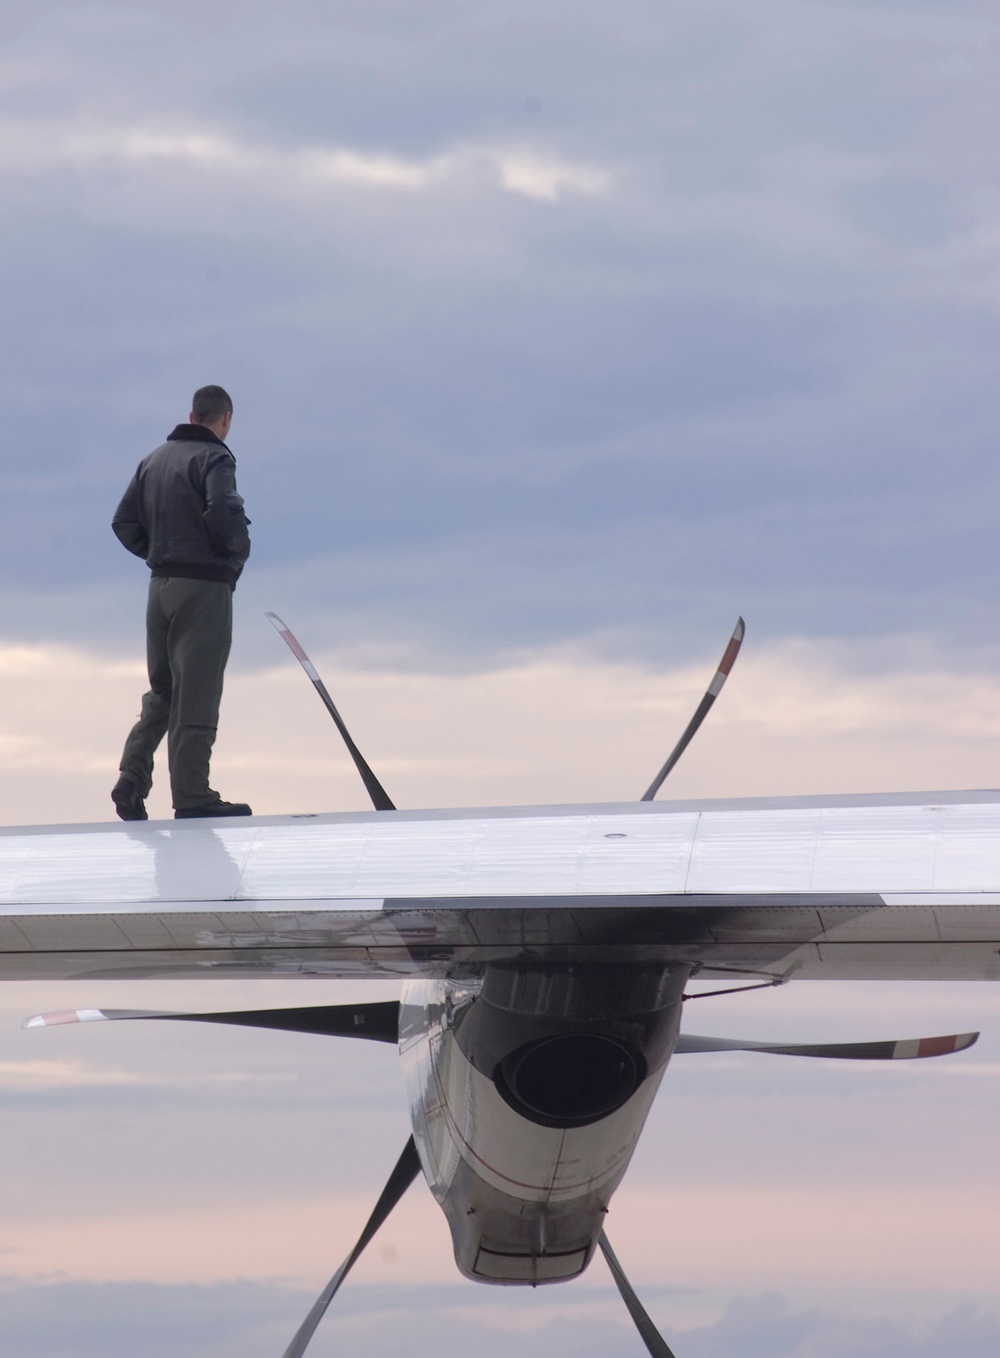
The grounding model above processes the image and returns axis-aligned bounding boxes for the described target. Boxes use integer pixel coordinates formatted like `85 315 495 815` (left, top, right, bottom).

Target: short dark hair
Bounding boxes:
192 385 233 424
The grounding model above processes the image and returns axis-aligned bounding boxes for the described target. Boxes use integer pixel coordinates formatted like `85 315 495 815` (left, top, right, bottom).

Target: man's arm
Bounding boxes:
112 471 149 559
203 453 251 568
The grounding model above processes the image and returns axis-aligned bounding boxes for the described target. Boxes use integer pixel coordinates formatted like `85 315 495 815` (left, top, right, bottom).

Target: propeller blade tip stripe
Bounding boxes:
913 1032 978 1058
23 1008 106 1029
266 612 313 665
890 1032 979 1059
717 631 745 677
283 632 311 665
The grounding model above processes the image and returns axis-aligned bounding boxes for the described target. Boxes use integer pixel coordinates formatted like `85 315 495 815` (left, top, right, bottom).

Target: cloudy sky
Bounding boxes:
2 1 1000 1354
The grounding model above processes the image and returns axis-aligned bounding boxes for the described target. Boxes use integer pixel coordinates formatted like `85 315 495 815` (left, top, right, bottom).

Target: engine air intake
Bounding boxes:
495 1033 644 1128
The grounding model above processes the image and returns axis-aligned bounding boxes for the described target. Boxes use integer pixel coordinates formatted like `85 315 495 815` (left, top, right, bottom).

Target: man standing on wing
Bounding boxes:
111 384 252 821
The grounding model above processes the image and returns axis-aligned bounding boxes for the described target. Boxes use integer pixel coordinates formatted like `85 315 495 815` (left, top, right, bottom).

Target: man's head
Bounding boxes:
190 385 233 440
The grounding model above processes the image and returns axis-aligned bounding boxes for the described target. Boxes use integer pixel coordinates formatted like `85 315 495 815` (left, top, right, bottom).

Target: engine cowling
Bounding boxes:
400 961 688 1284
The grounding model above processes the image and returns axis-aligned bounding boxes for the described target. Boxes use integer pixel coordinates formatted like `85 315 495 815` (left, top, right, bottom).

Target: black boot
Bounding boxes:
175 800 253 819
112 774 148 822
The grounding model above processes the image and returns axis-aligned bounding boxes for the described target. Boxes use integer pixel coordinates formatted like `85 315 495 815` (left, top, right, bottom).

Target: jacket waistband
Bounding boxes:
150 564 237 589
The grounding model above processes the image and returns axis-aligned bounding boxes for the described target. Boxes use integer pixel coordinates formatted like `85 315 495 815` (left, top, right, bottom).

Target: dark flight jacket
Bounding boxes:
112 425 251 588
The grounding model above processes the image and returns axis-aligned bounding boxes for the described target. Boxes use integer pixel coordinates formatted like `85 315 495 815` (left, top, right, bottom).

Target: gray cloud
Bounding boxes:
1 1280 998 1358
2 2 1000 666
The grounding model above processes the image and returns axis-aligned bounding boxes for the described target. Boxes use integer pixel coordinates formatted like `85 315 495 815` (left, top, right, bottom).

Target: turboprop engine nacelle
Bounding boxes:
400 961 688 1285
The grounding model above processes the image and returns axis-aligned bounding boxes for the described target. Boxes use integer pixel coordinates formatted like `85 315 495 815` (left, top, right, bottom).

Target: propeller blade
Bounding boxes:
266 611 396 812
281 1136 422 1358
641 617 744 802
598 1231 678 1358
674 1030 979 1060
24 1000 400 1042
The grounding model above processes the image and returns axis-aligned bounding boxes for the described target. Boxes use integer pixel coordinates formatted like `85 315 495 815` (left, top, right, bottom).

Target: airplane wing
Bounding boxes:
2 787 1000 983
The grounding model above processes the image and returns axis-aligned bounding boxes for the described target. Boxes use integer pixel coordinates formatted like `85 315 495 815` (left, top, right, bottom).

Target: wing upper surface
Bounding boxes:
0 793 999 982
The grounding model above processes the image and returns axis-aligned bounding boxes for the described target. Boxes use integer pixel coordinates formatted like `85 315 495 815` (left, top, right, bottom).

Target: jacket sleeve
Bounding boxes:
111 470 150 559
203 453 251 570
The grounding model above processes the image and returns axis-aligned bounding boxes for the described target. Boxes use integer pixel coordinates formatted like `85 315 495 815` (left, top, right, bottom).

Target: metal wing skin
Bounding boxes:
2 787 1000 982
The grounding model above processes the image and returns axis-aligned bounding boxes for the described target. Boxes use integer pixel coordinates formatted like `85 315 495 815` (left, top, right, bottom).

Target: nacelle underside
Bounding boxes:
400 963 687 1284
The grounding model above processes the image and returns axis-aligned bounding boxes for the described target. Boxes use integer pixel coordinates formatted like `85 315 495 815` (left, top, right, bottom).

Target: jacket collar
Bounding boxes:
166 423 231 451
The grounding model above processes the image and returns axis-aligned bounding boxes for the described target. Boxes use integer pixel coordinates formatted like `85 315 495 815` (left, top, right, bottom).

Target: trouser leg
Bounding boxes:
163 578 233 810
118 580 172 798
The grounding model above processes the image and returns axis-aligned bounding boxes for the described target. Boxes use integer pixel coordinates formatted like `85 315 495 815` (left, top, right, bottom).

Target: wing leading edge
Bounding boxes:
2 791 1000 982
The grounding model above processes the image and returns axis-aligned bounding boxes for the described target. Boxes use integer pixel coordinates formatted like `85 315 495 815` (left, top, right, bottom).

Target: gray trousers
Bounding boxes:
119 576 233 810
